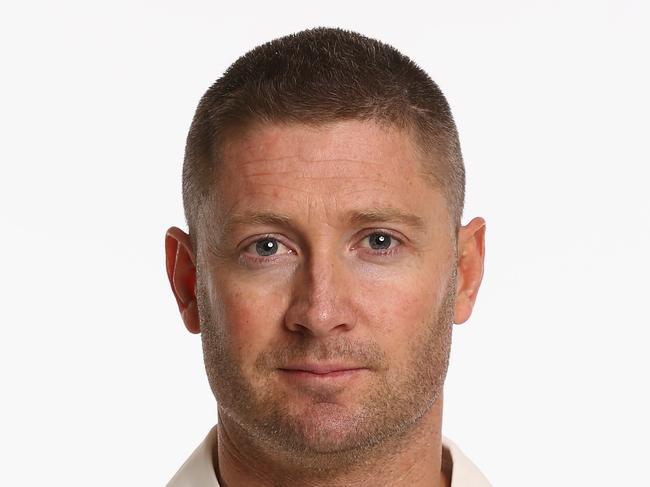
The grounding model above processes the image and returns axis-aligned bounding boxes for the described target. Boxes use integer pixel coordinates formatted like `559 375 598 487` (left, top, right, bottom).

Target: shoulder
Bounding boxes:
166 426 220 487
442 436 492 487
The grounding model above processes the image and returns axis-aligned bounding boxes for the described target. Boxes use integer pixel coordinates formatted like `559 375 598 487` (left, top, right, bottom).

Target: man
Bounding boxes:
165 27 489 486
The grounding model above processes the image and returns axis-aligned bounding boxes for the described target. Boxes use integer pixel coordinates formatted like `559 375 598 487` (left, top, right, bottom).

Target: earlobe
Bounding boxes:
453 217 486 325
165 227 201 334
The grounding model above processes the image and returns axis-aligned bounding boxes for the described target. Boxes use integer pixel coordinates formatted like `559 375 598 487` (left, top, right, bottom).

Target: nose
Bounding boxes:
284 251 356 338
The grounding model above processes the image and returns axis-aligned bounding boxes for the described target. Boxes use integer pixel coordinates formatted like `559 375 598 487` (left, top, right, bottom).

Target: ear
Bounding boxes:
165 226 201 334
454 217 486 324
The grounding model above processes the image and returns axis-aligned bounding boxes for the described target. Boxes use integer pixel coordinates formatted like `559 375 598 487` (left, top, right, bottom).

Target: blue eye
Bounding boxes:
367 233 393 250
255 238 280 256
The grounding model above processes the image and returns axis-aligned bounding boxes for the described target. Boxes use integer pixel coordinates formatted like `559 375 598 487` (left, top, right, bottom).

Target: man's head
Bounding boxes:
181 27 465 250
166 27 485 475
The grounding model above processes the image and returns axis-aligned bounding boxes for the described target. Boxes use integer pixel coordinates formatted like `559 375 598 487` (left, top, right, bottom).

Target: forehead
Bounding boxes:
208 120 447 230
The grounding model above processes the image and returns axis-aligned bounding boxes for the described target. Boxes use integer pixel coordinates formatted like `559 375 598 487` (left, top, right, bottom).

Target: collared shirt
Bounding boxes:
167 426 491 486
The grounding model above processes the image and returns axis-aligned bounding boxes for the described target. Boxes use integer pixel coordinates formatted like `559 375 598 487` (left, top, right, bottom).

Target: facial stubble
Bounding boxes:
197 267 456 473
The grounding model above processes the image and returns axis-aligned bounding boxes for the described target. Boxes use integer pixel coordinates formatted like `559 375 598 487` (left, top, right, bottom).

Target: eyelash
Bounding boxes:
239 234 294 266
239 230 403 266
358 231 402 257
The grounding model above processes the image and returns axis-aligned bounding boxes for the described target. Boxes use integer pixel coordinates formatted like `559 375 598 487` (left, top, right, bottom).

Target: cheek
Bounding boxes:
213 275 290 365
355 263 446 348
364 284 435 332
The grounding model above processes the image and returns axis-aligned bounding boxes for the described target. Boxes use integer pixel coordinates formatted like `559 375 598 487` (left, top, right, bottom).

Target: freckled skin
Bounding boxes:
166 119 486 486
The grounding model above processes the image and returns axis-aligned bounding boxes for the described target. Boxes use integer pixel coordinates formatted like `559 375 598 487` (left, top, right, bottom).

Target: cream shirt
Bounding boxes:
167 426 491 486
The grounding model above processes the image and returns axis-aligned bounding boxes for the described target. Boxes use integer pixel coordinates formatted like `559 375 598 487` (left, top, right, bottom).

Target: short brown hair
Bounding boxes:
182 27 465 246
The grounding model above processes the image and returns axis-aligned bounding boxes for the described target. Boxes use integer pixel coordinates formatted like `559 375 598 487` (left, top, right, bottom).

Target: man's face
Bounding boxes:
195 120 458 460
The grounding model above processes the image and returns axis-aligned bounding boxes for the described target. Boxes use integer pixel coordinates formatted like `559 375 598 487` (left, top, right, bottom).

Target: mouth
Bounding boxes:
277 363 369 383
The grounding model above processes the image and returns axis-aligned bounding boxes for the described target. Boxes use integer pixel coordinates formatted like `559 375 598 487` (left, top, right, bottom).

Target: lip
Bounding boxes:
278 363 367 374
277 364 369 384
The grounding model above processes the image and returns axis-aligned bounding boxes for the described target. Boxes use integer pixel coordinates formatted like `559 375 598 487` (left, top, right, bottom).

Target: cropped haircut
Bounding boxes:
182 27 465 248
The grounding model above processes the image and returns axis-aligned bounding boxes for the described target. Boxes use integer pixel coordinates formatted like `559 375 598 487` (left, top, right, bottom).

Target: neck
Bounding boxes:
214 394 451 487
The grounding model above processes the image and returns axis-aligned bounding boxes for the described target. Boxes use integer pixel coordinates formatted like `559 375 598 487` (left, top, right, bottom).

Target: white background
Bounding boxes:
1 1 648 485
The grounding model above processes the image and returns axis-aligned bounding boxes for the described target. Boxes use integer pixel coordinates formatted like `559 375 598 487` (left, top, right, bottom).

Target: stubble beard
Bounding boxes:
197 269 456 473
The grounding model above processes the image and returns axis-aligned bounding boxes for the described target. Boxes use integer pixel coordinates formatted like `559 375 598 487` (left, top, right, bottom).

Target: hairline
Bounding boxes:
188 117 461 253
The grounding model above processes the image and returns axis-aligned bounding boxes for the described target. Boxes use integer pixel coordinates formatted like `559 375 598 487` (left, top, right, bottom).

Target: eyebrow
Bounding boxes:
216 211 292 239
225 212 292 230
220 207 425 235
347 208 426 231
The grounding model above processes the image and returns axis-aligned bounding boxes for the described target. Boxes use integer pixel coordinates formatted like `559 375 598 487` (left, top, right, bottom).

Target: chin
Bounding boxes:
295 403 362 449
262 400 392 456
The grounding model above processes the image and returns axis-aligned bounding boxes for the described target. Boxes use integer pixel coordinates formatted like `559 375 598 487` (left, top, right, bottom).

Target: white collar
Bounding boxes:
167 426 491 486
